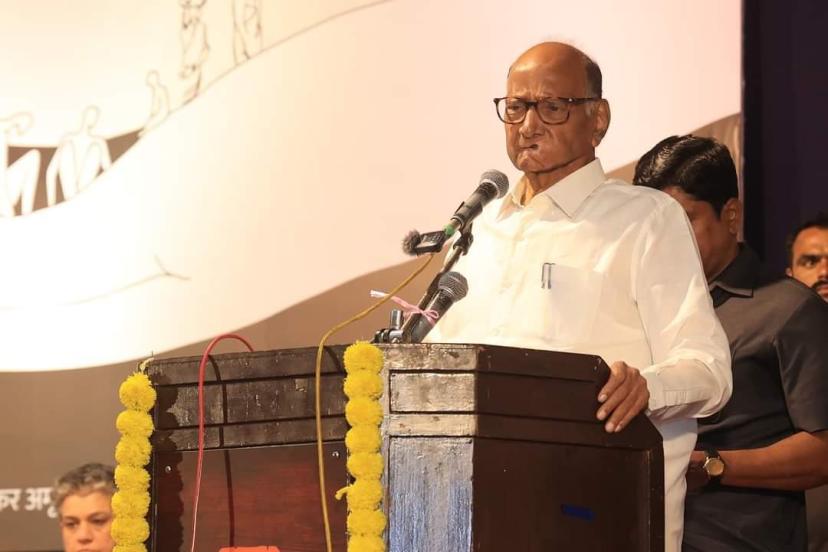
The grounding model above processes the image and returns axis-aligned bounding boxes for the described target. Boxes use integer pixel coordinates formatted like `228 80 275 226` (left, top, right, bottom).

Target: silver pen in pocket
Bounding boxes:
541 262 554 289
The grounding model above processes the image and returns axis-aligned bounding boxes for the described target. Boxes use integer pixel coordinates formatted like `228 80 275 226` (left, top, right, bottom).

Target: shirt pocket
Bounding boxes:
511 263 604 344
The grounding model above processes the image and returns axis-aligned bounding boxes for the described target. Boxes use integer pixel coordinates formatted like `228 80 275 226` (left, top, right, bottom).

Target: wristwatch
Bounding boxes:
701 449 726 481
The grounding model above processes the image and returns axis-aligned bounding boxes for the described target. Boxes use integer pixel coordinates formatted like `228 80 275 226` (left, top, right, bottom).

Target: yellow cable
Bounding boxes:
315 253 435 552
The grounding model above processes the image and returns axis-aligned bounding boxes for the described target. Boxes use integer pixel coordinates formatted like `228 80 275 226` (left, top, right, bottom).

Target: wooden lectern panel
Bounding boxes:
471 438 659 551
152 442 347 552
147 344 664 552
381 344 664 552
147 348 349 552
151 443 347 552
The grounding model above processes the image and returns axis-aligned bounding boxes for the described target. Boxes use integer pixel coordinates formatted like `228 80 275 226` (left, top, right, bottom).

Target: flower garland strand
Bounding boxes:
112 359 157 552
314 253 434 552
335 342 387 552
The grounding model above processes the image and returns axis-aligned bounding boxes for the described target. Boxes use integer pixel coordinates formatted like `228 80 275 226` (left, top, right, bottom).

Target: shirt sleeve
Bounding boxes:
632 197 732 421
777 292 828 433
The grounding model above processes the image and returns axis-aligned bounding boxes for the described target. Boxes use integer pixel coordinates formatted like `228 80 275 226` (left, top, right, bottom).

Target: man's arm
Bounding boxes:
690 288 828 491
691 430 828 491
597 198 732 431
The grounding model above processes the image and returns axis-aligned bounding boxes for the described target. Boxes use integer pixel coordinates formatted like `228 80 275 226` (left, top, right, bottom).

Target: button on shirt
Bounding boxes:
428 159 732 552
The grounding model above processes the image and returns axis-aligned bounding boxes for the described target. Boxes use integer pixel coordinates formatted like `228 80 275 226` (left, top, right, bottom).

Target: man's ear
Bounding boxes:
591 99 611 148
721 197 743 235
786 267 793 277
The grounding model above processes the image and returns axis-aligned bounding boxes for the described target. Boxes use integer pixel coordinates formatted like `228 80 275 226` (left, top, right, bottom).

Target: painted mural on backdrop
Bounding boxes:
0 0 393 371
0 0 741 372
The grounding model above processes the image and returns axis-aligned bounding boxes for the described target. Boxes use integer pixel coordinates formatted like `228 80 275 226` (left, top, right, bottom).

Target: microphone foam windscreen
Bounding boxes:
401 229 421 256
480 170 509 199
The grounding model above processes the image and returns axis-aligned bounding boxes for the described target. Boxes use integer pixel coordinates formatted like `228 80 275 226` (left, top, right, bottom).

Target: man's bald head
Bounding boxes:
509 42 602 98
501 41 611 194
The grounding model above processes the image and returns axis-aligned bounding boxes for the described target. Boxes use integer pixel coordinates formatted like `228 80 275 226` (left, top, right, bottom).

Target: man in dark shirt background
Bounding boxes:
786 212 828 552
634 135 828 552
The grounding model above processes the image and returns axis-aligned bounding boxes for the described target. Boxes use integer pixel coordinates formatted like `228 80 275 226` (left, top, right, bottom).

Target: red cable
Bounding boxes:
189 333 254 552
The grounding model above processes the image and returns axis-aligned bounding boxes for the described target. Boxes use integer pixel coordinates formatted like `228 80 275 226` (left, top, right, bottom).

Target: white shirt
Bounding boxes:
428 159 732 552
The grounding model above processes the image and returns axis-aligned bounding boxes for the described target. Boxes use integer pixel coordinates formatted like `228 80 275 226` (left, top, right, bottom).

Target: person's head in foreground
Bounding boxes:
786 212 828 301
54 463 115 552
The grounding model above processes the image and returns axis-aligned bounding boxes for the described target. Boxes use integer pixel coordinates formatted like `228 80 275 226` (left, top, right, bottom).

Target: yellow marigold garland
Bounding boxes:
346 453 384 480
345 398 384 426
347 535 385 552
111 490 151 518
111 544 147 552
337 342 386 552
345 425 381 453
346 509 387 535
114 466 150 493
113 360 156 552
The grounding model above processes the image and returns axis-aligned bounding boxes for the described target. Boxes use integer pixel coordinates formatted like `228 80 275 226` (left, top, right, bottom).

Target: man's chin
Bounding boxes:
514 154 546 173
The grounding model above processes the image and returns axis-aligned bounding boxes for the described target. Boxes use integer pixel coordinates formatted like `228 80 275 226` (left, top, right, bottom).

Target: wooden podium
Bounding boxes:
146 344 664 552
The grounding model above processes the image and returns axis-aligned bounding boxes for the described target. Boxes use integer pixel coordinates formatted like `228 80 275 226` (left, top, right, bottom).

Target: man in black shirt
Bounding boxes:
634 135 828 552
786 212 828 552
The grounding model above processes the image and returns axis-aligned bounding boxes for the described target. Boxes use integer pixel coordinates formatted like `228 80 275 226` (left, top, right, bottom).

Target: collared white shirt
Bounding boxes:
428 159 732 552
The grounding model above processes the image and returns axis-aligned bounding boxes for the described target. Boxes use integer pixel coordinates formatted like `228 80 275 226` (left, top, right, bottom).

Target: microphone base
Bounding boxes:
372 327 403 344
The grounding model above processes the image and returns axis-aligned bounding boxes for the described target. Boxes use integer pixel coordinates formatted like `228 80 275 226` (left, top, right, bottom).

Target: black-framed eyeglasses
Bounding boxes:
493 96 599 125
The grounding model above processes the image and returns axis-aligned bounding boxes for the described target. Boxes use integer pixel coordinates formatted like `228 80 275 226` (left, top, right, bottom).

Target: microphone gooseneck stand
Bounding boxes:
373 225 474 344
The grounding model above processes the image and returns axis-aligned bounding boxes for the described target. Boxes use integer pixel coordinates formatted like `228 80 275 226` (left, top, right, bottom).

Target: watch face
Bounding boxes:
705 457 725 477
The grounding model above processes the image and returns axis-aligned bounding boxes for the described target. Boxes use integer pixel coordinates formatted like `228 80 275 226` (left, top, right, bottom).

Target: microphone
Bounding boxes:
400 170 509 256
443 170 509 237
401 229 449 256
401 271 468 343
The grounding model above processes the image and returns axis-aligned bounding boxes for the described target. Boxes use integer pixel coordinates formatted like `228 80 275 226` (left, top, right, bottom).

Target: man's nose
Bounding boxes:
76 521 94 542
817 256 828 278
519 106 544 137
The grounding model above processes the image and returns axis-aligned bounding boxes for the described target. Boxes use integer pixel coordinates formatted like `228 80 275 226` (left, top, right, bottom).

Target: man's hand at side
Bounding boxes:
596 361 650 433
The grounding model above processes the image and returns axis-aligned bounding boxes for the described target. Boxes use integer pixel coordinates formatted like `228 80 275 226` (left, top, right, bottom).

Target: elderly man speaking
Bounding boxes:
427 42 732 551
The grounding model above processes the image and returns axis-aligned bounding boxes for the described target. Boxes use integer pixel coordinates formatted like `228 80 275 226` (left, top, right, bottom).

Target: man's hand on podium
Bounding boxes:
595 361 650 433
